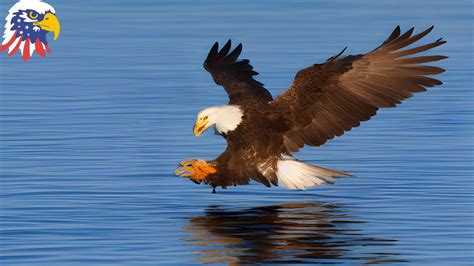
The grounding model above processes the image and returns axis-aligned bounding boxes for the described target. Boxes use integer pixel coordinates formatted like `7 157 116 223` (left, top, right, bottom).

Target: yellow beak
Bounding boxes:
33 13 61 41
193 118 209 137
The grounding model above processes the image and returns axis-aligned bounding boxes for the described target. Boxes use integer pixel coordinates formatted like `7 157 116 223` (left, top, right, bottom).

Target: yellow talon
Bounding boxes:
175 159 217 183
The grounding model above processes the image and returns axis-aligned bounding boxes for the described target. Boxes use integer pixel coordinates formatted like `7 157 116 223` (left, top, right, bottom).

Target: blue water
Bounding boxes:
0 0 473 265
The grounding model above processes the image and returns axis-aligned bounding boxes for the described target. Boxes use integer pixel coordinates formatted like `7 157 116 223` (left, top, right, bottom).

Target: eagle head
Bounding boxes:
194 105 244 136
1 0 60 61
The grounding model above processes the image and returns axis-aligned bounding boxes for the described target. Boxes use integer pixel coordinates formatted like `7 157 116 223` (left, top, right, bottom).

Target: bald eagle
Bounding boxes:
175 26 447 191
1 0 60 61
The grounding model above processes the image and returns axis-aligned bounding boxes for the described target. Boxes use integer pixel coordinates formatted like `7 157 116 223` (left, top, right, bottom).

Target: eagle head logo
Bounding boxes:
1 0 60 61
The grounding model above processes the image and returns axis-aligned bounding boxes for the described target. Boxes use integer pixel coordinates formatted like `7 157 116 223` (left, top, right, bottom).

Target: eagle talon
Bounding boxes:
175 159 217 184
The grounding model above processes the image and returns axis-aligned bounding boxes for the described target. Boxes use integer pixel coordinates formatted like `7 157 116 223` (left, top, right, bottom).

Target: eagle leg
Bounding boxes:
175 159 217 184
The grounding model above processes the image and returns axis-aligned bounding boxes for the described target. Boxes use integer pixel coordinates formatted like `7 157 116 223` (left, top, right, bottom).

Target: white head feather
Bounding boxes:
197 105 244 134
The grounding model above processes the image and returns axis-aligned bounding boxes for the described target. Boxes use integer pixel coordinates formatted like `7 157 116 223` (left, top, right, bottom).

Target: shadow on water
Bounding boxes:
184 202 407 265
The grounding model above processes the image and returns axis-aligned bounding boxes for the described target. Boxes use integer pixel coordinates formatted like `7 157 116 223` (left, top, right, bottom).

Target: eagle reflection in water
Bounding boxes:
185 202 407 265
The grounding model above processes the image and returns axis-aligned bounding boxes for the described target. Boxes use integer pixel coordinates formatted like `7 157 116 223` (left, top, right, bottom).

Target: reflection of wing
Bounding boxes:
204 40 273 105
185 202 407 265
270 26 447 153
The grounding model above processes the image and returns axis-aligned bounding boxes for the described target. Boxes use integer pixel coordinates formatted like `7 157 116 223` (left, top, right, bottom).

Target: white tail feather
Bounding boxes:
276 156 351 190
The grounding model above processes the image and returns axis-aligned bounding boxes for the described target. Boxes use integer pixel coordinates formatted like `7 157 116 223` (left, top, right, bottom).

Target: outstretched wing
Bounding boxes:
204 40 273 105
270 26 447 153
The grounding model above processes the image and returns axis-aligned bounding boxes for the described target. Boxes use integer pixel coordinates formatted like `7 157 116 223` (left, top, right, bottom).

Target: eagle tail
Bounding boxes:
276 156 351 190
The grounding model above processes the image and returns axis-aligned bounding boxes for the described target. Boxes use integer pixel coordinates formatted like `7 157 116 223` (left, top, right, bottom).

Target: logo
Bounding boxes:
1 0 60 61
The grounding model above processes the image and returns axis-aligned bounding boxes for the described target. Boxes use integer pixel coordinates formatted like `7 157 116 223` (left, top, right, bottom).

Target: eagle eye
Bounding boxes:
28 11 39 20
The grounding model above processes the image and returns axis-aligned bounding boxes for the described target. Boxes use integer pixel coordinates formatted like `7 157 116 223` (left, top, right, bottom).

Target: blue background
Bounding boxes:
0 0 473 265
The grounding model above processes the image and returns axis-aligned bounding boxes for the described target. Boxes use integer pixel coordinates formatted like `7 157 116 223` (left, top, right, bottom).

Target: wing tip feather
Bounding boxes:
327 46 348 62
203 40 268 90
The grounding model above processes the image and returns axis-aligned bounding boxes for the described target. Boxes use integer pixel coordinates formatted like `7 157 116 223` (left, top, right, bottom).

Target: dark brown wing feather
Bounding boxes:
270 26 447 154
204 40 273 105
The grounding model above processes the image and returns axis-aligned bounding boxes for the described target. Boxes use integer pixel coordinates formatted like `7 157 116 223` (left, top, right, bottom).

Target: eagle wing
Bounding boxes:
269 26 447 153
204 40 273 105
